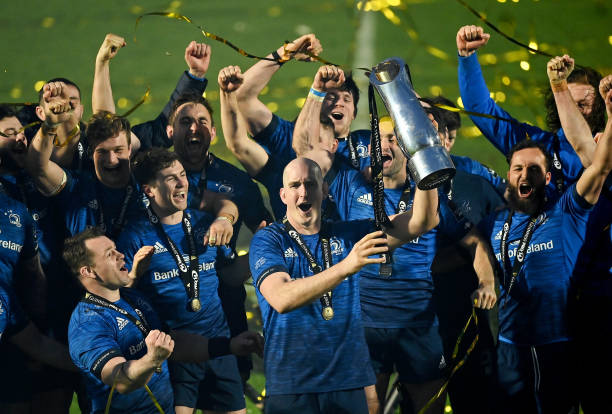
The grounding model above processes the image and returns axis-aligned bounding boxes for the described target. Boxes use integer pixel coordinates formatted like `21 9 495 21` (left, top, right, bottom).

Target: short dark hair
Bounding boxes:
544 66 605 133
420 97 448 136
63 227 106 279
132 148 181 186
86 111 131 152
507 139 552 171
338 73 359 117
168 93 214 126
428 95 461 132
38 77 81 104
0 104 17 122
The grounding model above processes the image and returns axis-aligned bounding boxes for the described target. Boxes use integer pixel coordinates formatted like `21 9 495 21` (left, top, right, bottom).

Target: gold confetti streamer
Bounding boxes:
120 87 151 118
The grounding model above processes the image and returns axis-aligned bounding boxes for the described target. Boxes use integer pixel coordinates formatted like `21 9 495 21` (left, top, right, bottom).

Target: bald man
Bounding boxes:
249 158 439 414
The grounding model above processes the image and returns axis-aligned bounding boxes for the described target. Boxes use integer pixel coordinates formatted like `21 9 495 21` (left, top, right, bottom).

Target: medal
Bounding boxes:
190 298 202 312
322 306 334 321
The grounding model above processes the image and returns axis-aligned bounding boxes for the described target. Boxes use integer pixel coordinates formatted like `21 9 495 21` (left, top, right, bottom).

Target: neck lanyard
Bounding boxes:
82 292 152 336
368 84 393 277
551 135 565 195
282 217 334 321
196 154 214 201
499 210 538 302
82 292 162 374
144 206 202 312
96 176 137 239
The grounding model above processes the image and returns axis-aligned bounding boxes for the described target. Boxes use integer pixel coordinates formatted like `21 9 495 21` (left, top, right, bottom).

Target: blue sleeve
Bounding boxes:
452 155 506 198
437 197 471 243
216 245 237 267
562 184 593 222
249 227 289 292
133 71 208 150
20 212 38 260
69 315 123 379
458 53 553 155
476 212 497 242
252 114 297 163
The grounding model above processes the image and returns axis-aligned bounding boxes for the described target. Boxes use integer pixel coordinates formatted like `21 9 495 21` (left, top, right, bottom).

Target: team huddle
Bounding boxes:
0 25 610 414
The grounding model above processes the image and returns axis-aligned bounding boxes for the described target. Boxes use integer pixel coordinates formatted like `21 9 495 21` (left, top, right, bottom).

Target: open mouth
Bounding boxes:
104 164 121 174
518 183 533 198
188 136 202 146
173 191 186 203
382 154 393 167
331 112 344 121
119 262 128 273
297 202 312 213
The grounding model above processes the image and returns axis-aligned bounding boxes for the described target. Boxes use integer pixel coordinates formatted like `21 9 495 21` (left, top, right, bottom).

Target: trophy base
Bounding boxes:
408 146 456 190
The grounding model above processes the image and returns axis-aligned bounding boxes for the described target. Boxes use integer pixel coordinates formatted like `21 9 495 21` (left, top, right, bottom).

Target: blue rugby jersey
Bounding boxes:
116 209 233 337
185 153 271 246
330 167 439 328
249 220 376 395
478 184 591 346
450 154 506 198
57 170 144 238
458 52 584 193
0 192 38 287
68 289 174 414
253 114 371 170
0 282 28 341
1 173 66 268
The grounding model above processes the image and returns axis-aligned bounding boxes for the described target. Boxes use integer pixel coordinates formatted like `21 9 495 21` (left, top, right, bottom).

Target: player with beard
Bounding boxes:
456 25 604 198
165 89 272 385
249 157 439 414
116 149 251 414
65 227 263 414
26 82 237 242
476 115 612 412
236 35 371 171
306 115 497 414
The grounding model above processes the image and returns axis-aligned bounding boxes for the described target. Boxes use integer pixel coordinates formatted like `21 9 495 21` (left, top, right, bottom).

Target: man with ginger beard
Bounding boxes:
476 126 612 412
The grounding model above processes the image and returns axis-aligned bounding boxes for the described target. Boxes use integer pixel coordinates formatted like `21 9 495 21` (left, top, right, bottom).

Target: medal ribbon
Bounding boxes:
282 217 333 320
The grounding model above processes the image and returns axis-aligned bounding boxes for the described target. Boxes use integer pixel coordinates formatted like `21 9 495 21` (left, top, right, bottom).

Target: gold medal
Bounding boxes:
190 299 202 312
322 306 334 321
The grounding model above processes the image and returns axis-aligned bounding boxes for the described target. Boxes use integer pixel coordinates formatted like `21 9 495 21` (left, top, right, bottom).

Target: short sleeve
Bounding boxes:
249 227 289 292
69 316 122 379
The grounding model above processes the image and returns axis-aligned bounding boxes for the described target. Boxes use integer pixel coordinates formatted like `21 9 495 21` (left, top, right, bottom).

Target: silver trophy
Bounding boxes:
369 57 455 189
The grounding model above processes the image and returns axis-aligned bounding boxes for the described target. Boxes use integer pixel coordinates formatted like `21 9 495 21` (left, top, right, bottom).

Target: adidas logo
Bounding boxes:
356 193 373 206
154 241 168 254
116 317 129 330
284 248 298 258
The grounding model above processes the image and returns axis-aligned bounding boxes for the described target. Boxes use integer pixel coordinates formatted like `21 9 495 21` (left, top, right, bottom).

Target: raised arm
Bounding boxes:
547 55 596 167
576 75 612 205
92 33 126 114
458 228 497 309
457 25 545 155
199 192 239 247
236 34 322 137
259 231 387 314
384 188 439 249
26 82 70 196
100 330 173 394
293 65 344 156
218 65 270 176
132 41 210 150
11 322 76 372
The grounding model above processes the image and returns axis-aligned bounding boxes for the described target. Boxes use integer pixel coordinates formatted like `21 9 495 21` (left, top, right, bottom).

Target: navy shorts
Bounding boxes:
169 354 245 411
364 325 446 383
265 388 368 414
496 340 578 413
